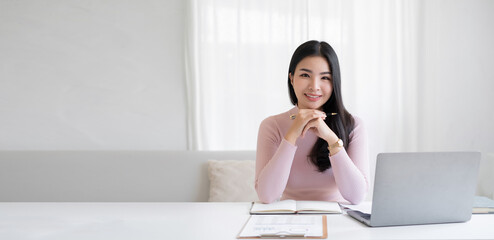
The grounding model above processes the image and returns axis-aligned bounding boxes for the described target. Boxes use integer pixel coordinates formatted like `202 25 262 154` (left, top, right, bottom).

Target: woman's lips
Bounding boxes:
304 93 322 102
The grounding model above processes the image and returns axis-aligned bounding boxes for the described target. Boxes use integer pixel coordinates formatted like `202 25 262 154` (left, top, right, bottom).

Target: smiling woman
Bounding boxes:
255 40 369 204
289 56 333 110
186 0 494 201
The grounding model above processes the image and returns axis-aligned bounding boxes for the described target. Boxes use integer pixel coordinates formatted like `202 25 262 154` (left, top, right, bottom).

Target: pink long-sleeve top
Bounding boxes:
255 107 370 204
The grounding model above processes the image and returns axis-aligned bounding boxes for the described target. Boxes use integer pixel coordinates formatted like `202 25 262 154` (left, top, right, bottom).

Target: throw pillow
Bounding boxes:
208 160 259 202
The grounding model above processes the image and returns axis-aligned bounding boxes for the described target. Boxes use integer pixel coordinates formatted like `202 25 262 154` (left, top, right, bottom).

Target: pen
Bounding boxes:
289 112 337 120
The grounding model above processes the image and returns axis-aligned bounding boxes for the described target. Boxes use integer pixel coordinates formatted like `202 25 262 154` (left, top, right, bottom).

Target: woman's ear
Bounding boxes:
289 73 293 85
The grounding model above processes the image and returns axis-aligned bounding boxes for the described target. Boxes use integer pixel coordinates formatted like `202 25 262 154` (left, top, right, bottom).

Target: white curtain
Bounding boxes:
185 0 420 159
185 0 307 150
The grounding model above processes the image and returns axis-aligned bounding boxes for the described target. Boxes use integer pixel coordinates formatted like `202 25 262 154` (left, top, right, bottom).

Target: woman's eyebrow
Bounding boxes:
300 68 331 75
300 68 313 73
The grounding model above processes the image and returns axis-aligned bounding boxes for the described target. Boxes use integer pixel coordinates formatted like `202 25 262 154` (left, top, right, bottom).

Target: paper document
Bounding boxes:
238 215 327 239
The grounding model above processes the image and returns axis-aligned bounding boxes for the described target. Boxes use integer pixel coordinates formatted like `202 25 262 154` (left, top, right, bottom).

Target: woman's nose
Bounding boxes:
310 78 320 91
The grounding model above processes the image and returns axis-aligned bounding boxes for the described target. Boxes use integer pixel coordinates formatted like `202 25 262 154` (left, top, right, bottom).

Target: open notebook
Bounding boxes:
250 200 342 214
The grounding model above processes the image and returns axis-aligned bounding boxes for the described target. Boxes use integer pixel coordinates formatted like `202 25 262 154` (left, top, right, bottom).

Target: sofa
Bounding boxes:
1 151 492 202
0 151 256 202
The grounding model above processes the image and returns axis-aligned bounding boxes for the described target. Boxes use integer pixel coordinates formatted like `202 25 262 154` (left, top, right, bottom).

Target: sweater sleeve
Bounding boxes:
255 117 297 203
329 116 370 204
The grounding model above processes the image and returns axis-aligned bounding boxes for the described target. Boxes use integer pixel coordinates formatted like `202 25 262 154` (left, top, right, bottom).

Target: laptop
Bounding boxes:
347 152 480 227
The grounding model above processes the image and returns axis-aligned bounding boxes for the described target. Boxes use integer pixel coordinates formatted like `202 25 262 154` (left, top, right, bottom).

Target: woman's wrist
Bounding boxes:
324 134 339 146
328 139 343 156
284 132 298 145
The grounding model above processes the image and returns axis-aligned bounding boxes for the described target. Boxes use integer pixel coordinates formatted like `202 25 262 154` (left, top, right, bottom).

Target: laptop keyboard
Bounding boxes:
359 212 371 220
351 210 371 220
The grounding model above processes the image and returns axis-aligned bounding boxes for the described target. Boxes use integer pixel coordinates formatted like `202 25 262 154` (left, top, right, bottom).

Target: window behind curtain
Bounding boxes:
185 0 419 154
185 0 310 150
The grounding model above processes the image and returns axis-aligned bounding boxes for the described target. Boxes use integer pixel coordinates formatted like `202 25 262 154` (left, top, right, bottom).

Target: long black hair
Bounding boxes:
288 40 355 172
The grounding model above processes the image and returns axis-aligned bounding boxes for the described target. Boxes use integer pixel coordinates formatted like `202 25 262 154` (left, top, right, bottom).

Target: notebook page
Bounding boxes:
296 201 342 213
250 200 297 213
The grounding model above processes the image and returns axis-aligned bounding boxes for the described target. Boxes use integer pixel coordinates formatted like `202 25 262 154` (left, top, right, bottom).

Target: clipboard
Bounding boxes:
237 215 327 239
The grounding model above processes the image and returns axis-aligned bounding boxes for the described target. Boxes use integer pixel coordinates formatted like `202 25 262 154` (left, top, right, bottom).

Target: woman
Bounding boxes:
255 40 369 204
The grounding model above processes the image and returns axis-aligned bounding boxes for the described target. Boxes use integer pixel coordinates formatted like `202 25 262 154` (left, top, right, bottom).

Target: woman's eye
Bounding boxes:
300 73 310 77
322 76 331 80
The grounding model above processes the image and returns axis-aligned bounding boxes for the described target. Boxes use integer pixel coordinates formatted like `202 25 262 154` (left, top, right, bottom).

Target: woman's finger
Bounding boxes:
296 110 326 123
302 119 318 138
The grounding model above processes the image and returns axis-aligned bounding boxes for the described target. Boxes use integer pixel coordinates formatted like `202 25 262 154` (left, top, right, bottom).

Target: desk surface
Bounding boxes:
0 202 493 240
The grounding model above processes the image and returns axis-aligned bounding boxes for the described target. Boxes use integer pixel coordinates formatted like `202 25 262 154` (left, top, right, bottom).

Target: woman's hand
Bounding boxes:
284 109 338 145
302 116 338 142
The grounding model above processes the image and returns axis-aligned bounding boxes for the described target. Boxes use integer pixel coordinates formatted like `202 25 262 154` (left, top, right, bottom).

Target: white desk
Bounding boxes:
0 202 493 240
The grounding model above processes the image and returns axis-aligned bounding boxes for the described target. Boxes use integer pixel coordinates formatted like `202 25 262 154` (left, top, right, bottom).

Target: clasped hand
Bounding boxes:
284 109 338 145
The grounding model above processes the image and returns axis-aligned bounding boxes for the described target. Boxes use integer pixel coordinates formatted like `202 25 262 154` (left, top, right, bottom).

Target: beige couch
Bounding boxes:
1 151 492 202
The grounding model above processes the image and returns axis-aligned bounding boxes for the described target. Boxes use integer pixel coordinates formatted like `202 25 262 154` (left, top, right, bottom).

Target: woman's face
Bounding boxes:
290 56 333 110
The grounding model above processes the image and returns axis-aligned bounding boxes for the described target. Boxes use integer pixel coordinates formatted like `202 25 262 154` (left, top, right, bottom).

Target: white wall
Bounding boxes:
0 0 187 150
419 0 494 154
